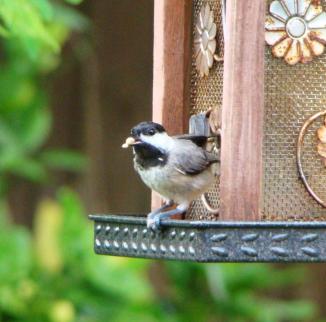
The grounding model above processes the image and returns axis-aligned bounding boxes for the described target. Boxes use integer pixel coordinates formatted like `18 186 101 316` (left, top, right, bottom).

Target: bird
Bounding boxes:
122 121 219 230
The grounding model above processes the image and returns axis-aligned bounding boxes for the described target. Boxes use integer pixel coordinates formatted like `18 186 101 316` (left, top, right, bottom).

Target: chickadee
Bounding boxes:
122 121 219 230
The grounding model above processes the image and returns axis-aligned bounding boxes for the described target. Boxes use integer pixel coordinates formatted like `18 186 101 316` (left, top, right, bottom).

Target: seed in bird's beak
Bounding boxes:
122 137 136 148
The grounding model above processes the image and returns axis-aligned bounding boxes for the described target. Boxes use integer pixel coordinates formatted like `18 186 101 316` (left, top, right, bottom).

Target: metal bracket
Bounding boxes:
189 113 212 136
297 110 326 208
90 215 326 262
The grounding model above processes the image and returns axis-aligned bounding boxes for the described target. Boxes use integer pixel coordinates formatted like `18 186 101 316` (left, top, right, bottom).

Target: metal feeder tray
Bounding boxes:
89 215 326 262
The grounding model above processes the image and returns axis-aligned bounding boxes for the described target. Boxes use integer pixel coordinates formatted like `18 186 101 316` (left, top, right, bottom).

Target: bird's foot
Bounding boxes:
146 215 161 230
146 201 174 230
146 208 185 231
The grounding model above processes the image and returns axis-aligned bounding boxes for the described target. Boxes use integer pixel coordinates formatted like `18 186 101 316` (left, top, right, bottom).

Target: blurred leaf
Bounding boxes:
29 0 53 22
53 2 89 32
20 107 52 153
0 66 38 112
57 187 88 261
0 225 32 283
0 23 9 36
205 264 228 300
216 263 305 292
260 300 317 322
0 177 9 197
0 0 59 56
0 198 10 227
0 118 19 146
65 0 83 5
49 300 75 322
7 157 48 182
34 199 63 273
41 149 87 172
0 220 35 318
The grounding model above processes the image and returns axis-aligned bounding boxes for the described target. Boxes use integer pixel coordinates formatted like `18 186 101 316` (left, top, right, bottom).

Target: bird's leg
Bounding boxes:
147 200 174 220
147 204 188 230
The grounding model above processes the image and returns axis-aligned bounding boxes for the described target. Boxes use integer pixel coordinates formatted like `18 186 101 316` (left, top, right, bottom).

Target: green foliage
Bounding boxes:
0 189 155 322
0 0 58 55
65 0 83 5
0 189 319 322
0 0 85 58
166 263 316 322
0 0 87 196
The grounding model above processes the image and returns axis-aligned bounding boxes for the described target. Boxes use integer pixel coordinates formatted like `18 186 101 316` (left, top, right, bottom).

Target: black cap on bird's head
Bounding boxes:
122 121 168 167
131 121 166 139
122 121 167 150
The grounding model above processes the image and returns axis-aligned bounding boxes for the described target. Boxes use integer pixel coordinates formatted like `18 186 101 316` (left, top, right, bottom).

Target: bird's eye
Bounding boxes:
148 129 155 136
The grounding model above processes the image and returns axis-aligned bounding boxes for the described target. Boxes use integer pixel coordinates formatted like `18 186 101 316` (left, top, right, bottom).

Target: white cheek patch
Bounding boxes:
140 132 174 151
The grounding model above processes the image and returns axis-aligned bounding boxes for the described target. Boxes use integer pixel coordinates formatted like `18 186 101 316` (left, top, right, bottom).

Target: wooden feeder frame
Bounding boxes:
90 0 326 262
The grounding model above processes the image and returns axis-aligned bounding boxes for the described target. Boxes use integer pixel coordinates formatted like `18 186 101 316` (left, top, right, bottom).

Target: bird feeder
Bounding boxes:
90 0 326 262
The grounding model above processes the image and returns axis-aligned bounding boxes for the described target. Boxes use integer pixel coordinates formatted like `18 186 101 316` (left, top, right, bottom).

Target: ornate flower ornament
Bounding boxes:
317 116 326 166
195 3 219 77
265 0 326 65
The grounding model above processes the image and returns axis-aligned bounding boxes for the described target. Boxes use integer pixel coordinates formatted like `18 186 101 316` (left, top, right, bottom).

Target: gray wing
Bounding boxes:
173 134 209 147
173 140 219 176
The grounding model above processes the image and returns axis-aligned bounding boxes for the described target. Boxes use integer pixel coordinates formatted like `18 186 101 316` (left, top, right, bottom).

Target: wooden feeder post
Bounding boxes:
219 0 265 221
152 0 192 210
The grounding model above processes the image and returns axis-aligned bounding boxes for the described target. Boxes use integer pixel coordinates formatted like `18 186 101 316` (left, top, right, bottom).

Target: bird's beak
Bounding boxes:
122 136 141 148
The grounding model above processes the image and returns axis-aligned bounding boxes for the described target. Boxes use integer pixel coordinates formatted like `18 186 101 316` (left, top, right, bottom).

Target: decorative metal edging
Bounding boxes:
89 215 326 263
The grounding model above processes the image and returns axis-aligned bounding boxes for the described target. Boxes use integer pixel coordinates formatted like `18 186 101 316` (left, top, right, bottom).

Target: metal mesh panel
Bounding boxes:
263 0 326 221
187 0 224 220
188 0 326 221
263 58 326 220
